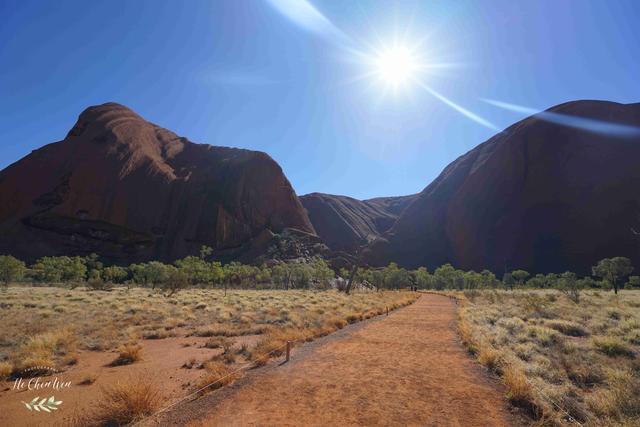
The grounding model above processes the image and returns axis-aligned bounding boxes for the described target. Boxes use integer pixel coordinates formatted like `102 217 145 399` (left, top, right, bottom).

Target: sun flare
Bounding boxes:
373 45 419 88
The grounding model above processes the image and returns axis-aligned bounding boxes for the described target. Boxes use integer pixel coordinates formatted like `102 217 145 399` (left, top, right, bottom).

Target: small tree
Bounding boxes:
209 261 225 287
30 256 86 285
271 263 290 290
83 253 103 281
199 245 213 260
502 272 515 291
414 267 430 289
102 266 128 284
479 270 498 289
434 263 456 289
223 262 243 295
311 257 334 289
290 263 313 289
369 269 385 291
592 257 634 294
384 262 410 290
163 266 187 297
627 276 640 289
175 256 211 286
0 255 26 288
558 271 582 303
511 270 530 288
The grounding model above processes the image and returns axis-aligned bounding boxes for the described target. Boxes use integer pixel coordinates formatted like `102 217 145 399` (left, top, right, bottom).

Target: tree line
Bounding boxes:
0 248 637 296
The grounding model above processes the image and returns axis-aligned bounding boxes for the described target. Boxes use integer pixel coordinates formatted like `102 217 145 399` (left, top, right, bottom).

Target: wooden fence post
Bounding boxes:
286 341 291 362
386 306 389 316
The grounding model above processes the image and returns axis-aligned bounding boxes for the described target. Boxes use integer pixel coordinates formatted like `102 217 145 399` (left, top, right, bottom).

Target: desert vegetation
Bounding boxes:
0 248 422 426
1 249 637 294
0 287 416 378
457 290 640 426
1 249 638 425
72 375 161 426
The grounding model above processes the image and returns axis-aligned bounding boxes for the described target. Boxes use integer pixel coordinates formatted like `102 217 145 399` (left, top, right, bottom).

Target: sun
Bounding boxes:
373 45 419 88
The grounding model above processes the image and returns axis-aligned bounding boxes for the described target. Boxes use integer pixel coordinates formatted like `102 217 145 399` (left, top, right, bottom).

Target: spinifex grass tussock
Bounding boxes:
455 289 640 425
110 343 142 366
73 376 161 426
194 360 243 395
0 362 11 380
1 286 417 380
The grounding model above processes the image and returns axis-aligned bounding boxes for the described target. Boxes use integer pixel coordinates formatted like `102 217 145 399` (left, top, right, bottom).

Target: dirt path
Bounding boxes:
152 294 521 426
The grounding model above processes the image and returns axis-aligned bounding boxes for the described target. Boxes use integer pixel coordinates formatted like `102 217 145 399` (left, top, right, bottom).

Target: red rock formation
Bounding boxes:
366 100 640 274
300 193 416 252
0 103 315 263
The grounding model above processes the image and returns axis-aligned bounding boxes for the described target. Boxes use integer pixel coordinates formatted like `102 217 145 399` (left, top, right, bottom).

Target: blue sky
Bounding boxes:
1 0 639 199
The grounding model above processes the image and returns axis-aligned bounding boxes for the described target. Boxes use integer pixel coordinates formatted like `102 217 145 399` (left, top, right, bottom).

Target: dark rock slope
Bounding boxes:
366 100 640 274
0 103 315 263
300 192 416 252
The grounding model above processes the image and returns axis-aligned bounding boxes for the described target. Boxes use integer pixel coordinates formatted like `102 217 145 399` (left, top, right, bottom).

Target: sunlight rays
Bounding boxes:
416 81 500 131
265 0 640 136
268 0 618 135
265 0 351 45
483 99 640 137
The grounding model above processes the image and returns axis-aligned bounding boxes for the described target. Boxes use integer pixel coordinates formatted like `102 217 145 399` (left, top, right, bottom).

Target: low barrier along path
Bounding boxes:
157 294 519 426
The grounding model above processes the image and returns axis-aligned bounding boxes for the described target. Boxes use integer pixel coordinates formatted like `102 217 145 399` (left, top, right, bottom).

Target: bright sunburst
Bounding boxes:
373 45 418 88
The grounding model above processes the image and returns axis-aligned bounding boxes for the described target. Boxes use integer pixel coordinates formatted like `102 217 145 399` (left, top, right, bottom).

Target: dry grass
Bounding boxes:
75 376 161 426
78 372 98 385
9 329 77 375
110 343 142 366
194 361 242 395
592 336 635 358
249 293 416 366
0 286 417 397
477 341 501 373
587 368 640 422
455 289 640 426
0 361 11 380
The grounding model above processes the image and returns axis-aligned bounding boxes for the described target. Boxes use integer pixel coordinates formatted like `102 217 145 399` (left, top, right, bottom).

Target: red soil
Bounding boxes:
156 294 521 426
0 334 261 427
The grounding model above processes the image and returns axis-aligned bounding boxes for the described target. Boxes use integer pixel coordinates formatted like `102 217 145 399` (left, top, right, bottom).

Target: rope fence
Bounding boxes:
133 342 290 426
135 303 400 425
439 290 589 426
142 292 585 426
132 292 588 426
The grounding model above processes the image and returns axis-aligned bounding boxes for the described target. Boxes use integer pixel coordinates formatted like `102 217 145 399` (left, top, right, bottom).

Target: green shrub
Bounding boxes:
593 337 635 358
546 320 588 337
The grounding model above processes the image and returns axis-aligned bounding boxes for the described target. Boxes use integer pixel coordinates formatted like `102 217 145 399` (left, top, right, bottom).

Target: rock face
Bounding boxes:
300 193 416 252
0 103 315 263
366 100 640 274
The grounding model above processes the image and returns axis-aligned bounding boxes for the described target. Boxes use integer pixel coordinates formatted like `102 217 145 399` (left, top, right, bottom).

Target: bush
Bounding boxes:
78 373 98 385
0 361 12 380
194 361 241 395
79 377 160 426
204 337 230 349
477 342 501 372
503 364 540 418
593 337 635 358
588 368 640 420
0 255 26 286
15 329 77 373
250 328 307 366
546 320 588 337
87 278 113 291
110 343 142 366
31 256 86 283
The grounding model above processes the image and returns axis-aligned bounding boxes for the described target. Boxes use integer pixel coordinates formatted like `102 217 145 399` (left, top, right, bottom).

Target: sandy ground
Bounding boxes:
0 334 261 427
151 294 522 427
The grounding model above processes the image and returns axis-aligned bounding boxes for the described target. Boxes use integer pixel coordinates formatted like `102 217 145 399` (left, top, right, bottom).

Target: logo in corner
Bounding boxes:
12 366 71 414
22 396 63 413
